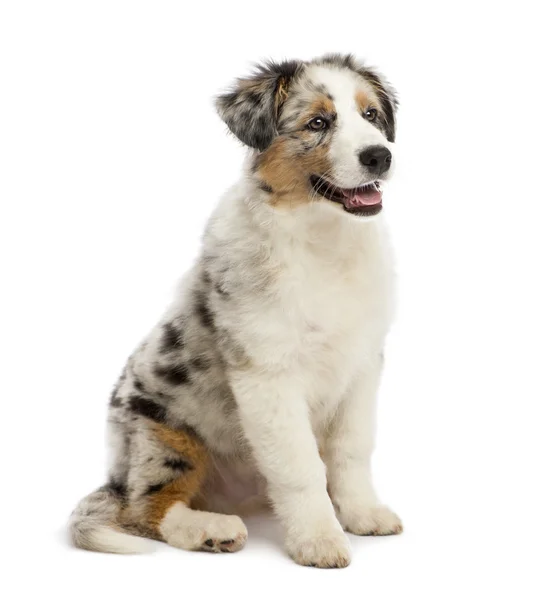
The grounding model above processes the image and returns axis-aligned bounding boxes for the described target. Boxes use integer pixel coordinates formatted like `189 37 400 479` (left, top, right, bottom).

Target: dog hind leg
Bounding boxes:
124 420 248 553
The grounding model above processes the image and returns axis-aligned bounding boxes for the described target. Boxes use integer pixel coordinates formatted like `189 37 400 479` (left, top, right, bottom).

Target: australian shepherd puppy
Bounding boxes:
70 53 402 568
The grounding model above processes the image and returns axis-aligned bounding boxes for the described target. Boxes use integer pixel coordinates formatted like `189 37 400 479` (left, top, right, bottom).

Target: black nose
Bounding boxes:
359 145 392 176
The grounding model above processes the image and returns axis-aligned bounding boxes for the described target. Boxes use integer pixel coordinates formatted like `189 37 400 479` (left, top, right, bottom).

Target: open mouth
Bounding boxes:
310 175 383 217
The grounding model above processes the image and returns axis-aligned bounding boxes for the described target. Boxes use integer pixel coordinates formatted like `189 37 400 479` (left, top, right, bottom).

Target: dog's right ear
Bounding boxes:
216 60 303 151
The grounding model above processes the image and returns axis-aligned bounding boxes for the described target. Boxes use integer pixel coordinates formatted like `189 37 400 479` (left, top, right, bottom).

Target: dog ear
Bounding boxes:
216 60 303 151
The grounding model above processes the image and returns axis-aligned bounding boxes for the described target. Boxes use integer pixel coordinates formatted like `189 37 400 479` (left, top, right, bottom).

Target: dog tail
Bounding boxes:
69 485 152 554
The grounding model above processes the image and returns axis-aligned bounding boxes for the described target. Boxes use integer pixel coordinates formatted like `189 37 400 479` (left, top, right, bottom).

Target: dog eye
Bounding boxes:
364 108 378 122
307 117 328 131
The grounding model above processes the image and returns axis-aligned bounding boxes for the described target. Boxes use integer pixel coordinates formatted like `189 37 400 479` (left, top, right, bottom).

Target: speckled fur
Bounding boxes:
70 54 402 567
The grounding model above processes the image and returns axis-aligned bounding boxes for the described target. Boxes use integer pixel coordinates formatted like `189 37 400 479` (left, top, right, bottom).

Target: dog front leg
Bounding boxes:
231 369 351 568
324 355 403 536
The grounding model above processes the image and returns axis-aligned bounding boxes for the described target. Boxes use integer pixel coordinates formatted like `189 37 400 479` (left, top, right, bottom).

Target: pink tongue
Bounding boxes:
342 187 382 207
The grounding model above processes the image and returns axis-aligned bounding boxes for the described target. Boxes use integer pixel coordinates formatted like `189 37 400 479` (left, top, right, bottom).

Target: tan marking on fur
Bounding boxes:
297 96 336 128
356 78 387 118
275 77 290 117
144 423 210 530
356 90 375 113
257 94 336 211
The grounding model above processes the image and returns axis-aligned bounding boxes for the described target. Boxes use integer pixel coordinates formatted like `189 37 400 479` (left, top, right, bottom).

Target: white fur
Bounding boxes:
87 528 154 554
160 502 247 553
71 522 154 554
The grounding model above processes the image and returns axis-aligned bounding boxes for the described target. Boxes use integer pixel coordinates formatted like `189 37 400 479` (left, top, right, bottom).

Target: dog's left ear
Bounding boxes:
216 60 303 151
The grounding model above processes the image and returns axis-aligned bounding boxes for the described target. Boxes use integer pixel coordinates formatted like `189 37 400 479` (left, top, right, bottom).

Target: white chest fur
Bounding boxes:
218 195 396 422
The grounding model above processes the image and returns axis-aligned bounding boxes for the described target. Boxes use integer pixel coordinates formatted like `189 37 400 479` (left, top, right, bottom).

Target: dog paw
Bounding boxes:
199 515 248 553
286 528 351 568
342 505 403 536
164 511 248 553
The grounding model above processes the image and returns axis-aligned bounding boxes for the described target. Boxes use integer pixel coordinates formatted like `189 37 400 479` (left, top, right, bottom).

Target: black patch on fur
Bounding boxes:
258 181 273 193
194 291 215 330
129 395 168 423
164 457 192 472
144 483 165 495
216 60 303 150
153 363 190 385
133 378 146 393
107 478 127 498
109 390 122 407
159 322 185 354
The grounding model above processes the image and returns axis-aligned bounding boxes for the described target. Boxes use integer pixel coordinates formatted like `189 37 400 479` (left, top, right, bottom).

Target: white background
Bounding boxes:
1 1 535 598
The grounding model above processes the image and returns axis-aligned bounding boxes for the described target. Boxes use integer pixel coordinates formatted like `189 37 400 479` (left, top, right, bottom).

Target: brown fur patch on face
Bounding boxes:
356 89 377 113
256 93 336 210
297 96 336 128
143 423 209 530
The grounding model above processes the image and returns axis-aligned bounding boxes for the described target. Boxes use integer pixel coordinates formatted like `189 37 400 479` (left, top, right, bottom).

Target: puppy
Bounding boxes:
70 53 402 568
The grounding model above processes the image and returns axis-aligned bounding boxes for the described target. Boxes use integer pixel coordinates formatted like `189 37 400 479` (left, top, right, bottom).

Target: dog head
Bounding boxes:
216 54 398 218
